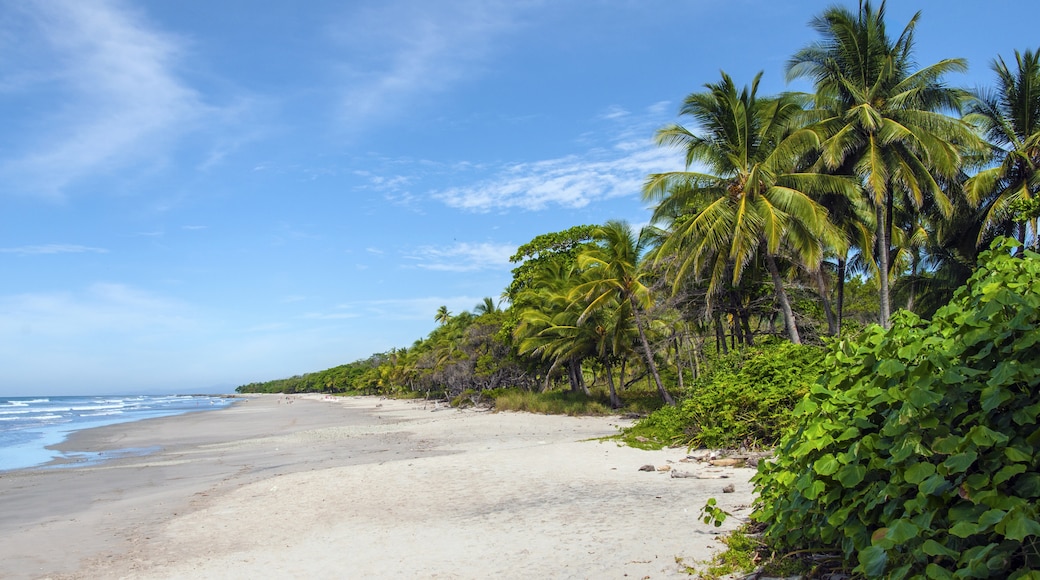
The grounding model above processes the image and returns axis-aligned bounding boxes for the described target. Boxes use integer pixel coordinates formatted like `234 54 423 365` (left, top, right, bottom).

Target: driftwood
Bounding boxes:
670 470 730 479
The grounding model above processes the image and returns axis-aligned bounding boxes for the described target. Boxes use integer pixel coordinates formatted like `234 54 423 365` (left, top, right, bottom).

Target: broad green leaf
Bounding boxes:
884 519 920 543
943 451 977 474
994 464 1027 485
1000 511 1040 541
921 539 958 558
1004 445 1033 463
805 479 826 500
968 425 1008 447
858 545 888 577
920 473 952 495
980 385 1012 412
904 462 936 484
814 454 840 476
925 563 955 579
1012 403 1040 426
949 520 979 538
977 508 1007 530
837 464 867 488
908 386 943 408
941 367 966 384
932 436 960 454
877 359 907 377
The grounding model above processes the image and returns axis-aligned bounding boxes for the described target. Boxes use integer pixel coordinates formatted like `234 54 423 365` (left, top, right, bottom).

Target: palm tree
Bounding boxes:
572 220 675 405
434 305 452 325
514 260 594 394
964 48 1040 249
474 297 500 316
787 0 981 327
644 71 851 344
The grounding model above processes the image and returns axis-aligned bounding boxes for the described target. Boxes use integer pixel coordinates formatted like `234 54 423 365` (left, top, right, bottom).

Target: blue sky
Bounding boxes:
1 0 1035 395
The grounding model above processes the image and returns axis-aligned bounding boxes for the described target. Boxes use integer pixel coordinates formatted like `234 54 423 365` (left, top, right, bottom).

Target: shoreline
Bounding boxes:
0 394 755 579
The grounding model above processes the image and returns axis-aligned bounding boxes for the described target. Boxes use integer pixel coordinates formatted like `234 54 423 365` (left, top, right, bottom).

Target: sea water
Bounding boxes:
0 395 234 472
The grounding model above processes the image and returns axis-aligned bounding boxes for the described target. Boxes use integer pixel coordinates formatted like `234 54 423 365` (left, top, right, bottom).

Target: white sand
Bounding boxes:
4 395 754 579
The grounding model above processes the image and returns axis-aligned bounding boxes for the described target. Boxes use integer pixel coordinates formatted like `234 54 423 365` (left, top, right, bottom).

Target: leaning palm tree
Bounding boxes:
644 71 851 344
964 48 1040 249
787 0 981 327
514 259 593 394
571 220 675 405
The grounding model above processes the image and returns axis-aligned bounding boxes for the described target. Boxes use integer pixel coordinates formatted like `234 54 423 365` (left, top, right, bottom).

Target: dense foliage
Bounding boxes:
752 240 1040 578
622 339 826 449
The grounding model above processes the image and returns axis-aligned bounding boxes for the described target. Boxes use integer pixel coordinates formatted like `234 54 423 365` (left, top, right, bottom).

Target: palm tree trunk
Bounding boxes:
673 337 684 391
878 203 892 328
814 269 838 336
714 313 728 354
604 362 621 408
836 257 847 337
629 296 675 406
764 251 801 344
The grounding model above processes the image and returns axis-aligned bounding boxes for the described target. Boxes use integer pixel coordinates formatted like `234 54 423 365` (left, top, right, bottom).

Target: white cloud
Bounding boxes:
0 244 108 255
600 105 630 120
337 295 485 322
433 143 682 212
327 0 530 130
0 0 209 198
0 283 195 340
406 242 515 272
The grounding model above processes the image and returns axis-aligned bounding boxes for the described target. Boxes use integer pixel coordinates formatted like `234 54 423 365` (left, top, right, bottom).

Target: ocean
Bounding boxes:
0 395 235 472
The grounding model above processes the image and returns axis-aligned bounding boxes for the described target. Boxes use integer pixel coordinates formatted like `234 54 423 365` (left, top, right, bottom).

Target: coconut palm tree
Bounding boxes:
644 71 851 344
434 305 452 325
787 0 981 327
964 48 1040 249
474 297 500 316
514 258 593 394
572 220 675 405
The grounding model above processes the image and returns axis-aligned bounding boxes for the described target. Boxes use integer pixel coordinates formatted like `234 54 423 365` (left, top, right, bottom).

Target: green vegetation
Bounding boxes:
622 339 827 449
752 240 1040 578
238 6 1040 574
489 389 614 416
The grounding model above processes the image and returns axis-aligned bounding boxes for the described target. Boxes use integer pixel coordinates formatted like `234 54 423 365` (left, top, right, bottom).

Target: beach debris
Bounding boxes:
722 484 736 493
670 470 730 479
708 458 744 468
638 464 656 472
656 465 672 472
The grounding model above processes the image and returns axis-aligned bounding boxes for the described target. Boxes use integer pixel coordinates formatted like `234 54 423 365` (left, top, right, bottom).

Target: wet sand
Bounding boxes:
0 394 754 579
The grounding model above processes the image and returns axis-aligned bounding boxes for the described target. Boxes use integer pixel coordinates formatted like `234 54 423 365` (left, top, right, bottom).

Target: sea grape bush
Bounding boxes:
751 239 1040 578
623 339 825 449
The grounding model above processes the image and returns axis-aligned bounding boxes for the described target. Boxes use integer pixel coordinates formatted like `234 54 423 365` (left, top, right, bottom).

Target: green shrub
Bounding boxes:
752 239 1040 578
490 388 614 415
622 339 826 449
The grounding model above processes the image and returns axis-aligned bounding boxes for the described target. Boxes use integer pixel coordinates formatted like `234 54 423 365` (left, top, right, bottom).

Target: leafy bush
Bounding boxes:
752 239 1040 578
622 339 826 449
490 388 614 416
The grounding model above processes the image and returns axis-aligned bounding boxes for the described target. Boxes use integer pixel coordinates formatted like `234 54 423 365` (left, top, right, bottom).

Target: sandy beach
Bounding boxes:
0 395 755 579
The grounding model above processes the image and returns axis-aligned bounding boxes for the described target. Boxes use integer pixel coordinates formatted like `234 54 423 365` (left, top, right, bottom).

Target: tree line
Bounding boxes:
239 1 1040 408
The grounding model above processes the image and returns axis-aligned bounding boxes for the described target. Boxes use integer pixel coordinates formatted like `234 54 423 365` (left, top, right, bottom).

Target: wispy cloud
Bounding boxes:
0 244 108 255
433 142 681 212
0 0 209 198
0 283 195 339
405 242 515 272
334 295 485 322
327 0 531 130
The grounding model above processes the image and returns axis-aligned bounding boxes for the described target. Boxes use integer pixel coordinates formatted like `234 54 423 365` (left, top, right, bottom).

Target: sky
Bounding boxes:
1 0 1036 396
